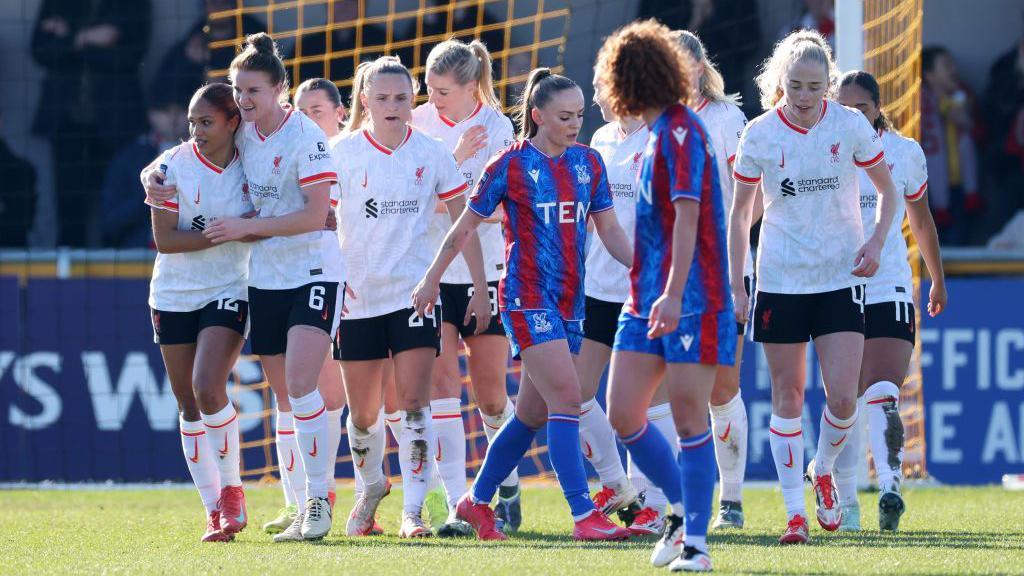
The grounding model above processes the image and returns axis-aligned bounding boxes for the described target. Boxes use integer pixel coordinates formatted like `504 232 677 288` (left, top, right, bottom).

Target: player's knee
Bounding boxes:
607 406 640 438
178 401 201 422
477 396 507 418
349 409 378 430
827 395 858 419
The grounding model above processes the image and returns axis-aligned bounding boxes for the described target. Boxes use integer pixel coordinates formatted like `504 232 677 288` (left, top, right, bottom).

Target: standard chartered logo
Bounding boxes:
363 198 420 219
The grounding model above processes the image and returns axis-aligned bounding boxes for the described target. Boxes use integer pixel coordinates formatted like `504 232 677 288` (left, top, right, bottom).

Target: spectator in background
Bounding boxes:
920 46 985 245
31 0 151 247
0 110 38 248
100 96 188 248
778 0 835 50
984 11 1024 240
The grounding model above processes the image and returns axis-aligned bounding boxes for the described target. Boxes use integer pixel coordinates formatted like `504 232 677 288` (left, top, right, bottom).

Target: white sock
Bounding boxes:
201 402 241 488
385 410 405 444
628 403 676 514
291 390 330 500
579 398 627 487
400 407 436 513
710 392 748 503
480 397 520 487
180 417 221 513
325 408 344 495
276 411 306 507
769 414 806 519
348 410 385 487
816 405 858 475
834 397 866 506
864 381 904 492
431 398 467 507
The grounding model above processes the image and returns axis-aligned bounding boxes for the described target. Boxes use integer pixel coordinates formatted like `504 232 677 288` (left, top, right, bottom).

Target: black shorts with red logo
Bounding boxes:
752 285 865 344
248 282 339 356
864 300 916 344
151 299 249 345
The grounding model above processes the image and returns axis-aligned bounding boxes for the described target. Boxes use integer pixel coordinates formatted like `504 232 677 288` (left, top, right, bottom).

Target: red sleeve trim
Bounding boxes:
727 153 736 166
733 171 761 184
147 199 180 213
330 198 339 208
438 182 469 201
299 171 338 187
905 181 927 201
855 150 885 168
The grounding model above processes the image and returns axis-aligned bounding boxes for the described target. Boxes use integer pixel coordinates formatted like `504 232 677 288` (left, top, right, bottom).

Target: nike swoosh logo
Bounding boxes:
784 445 794 468
356 455 365 468
194 185 200 204
286 451 295 472
189 438 200 463
779 149 785 168
435 439 443 462
322 306 329 321
362 171 367 187
583 442 593 459
308 437 318 458
718 422 731 442
234 510 245 524
219 436 229 457
830 434 847 447
591 526 621 535
411 454 425 475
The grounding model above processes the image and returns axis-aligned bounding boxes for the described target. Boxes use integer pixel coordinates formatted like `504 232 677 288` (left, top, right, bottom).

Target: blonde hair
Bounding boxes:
672 30 740 107
425 39 501 110
755 29 838 111
344 56 419 132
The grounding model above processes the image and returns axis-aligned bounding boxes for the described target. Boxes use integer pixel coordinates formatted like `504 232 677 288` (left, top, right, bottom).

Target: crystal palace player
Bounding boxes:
410 39 522 536
729 31 899 544
413 68 633 542
147 83 251 543
834 70 946 532
597 20 735 572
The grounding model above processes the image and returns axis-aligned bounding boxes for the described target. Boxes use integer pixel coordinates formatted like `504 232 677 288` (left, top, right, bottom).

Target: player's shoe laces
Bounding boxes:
839 501 861 532
436 509 474 538
399 510 433 539
651 513 685 567
201 510 233 542
347 478 391 536
573 510 630 541
263 504 297 534
424 487 449 528
627 507 664 536
455 494 507 541
272 510 305 542
778 514 810 545
806 459 842 531
494 484 522 533
592 481 640 517
300 496 332 540
668 545 713 573
878 489 905 531
218 485 247 535
712 500 744 530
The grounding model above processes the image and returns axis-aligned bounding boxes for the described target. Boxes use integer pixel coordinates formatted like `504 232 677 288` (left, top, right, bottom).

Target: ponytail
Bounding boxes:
344 56 418 133
468 41 501 110
515 68 577 139
425 39 501 111
229 32 288 92
672 30 740 106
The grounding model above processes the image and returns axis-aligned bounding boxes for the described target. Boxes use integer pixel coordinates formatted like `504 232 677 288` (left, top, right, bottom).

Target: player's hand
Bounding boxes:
324 209 337 231
928 280 947 317
647 293 681 339
411 277 440 318
203 217 252 244
732 282 749 326
466 285 493 335
340 283 357 317
852 239 882 277
142 167 177 206
454 125 488 165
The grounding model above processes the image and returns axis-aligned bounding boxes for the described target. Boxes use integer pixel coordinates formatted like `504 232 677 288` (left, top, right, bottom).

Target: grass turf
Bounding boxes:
1 485 1022 575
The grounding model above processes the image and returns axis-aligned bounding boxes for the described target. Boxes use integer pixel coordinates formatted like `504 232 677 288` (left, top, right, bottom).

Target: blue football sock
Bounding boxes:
546 413 595 518
679 430 716 547
471 415 537 504
621 420 683 510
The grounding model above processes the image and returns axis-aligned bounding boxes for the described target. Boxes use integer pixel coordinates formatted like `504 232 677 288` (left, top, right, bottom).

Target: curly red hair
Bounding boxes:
595 19 694 119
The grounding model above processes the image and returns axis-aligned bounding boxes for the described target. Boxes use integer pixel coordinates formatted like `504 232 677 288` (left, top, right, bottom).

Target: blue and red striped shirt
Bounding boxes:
626 103 731 319
468 140 614 320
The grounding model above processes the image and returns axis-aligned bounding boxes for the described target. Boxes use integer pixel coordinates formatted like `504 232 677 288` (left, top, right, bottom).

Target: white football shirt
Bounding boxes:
859 130 927 304
237 106 343 290
584 120 647 303
332 126 467 319
411 102 513 284
733 100 885 294
148 142 252 311
695 97 754 277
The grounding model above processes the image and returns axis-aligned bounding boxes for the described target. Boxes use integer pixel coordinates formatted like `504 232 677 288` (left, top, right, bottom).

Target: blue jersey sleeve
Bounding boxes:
468 150 509 218
588 149 614 213
668 117 707 203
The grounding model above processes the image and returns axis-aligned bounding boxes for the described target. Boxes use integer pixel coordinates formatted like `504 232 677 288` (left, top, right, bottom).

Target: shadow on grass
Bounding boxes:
711 529 1023 550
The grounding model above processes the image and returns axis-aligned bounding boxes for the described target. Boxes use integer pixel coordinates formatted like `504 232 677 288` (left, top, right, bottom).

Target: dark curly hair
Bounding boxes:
595 19 694 119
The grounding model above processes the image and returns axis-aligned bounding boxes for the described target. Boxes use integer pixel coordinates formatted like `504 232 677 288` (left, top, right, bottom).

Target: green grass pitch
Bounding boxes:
2 485 1022 575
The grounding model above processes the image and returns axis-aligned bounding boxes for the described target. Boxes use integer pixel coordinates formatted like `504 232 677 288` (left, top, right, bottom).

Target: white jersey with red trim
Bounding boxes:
859 130 927 304
733 100 884 294
584 120 647 303
147 142 252 311
331 126 468 319
695 97 754 277
237 107 342 290
411 102 513 284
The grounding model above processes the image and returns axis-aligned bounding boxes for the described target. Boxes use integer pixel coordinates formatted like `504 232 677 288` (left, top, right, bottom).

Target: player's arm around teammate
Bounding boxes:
148 83 251 543
832 70 946 532
728 30 899 544
413 68 632 543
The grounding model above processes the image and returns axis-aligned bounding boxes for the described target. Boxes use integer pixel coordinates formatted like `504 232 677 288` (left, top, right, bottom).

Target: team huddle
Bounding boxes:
142 18 947 573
